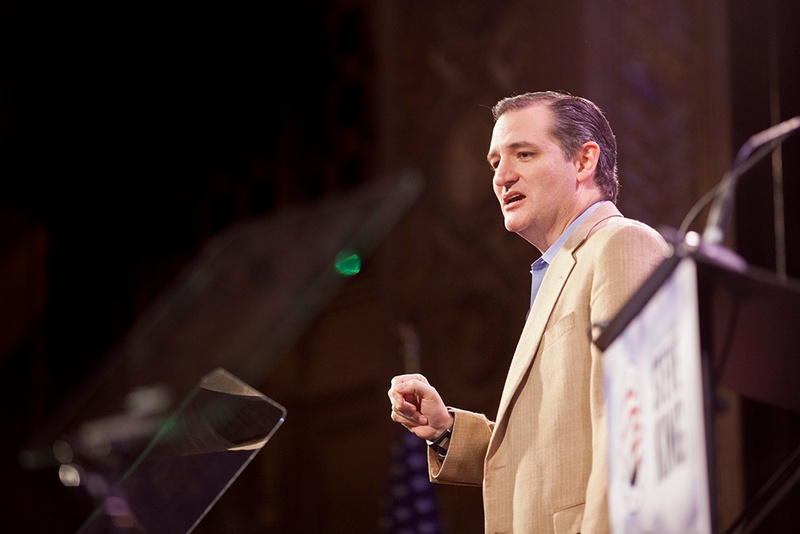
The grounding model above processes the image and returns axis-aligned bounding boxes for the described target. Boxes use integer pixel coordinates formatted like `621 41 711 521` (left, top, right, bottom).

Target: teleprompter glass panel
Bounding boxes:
78 368 286 534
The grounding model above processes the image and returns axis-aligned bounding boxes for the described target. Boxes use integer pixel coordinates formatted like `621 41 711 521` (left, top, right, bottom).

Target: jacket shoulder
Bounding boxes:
588 215 668 252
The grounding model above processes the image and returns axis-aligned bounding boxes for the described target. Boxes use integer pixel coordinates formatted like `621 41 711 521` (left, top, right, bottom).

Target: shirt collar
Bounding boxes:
536 201 604 268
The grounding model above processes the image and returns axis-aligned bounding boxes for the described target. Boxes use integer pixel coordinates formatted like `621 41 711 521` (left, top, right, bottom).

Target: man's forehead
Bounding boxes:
488 106 552 154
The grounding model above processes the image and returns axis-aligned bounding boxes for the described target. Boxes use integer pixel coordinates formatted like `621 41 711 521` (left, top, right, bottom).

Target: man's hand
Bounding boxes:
388 374 454 441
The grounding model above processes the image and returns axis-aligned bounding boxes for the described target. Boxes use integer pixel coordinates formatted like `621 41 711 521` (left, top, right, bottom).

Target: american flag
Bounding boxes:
380 429 443 534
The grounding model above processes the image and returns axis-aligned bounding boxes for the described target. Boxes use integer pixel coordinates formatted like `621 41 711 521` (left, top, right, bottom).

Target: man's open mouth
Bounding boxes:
505 193 525 206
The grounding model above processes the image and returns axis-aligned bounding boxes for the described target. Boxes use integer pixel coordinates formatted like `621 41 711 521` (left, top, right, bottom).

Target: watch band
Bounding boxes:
426 426 452 447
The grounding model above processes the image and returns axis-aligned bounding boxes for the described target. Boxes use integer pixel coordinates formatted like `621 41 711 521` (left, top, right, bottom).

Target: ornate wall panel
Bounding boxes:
583 0 733 232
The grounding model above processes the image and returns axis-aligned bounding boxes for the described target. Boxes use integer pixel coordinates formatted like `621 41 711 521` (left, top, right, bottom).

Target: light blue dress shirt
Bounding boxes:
530 201 603 307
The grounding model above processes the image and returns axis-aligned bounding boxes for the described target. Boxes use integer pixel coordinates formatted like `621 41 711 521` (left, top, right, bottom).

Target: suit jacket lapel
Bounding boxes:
490 202 623 454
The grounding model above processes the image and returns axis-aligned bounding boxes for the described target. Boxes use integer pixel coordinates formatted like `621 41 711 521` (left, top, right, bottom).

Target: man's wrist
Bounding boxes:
426 411 455 451
425 426 452 447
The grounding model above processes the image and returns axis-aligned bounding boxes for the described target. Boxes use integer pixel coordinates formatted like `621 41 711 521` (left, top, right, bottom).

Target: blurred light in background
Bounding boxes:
335 249 362 276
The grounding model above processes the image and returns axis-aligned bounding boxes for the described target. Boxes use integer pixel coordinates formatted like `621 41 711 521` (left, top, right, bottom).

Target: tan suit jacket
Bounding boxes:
428 202 668 533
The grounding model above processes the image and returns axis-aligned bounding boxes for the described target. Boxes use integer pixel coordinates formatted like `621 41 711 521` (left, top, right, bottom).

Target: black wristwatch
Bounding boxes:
425 426 452 447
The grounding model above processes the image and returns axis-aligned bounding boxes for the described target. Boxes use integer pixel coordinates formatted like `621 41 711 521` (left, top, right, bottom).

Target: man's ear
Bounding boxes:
575 141 600 183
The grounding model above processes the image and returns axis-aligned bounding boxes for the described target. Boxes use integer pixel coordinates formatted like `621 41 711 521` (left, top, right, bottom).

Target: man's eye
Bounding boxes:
518 152 533 159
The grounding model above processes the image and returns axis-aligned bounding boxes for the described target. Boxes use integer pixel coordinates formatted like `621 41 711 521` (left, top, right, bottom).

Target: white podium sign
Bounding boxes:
603 258 712 533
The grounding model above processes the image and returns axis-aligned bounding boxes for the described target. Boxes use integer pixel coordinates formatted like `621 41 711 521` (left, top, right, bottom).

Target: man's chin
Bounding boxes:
503 217 524 234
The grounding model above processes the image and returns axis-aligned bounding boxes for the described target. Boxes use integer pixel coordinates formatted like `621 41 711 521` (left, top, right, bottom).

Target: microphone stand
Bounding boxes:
702 116 800 245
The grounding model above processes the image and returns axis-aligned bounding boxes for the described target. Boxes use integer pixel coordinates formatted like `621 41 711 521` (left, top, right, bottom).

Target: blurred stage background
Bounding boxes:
1 0 799 532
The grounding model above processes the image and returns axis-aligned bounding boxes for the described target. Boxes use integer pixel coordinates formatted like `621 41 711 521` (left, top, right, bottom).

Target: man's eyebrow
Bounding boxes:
508 140 536 150
486 141 537 161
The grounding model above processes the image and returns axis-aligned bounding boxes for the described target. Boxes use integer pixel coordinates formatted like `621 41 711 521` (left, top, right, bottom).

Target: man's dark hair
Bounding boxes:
491 91 619 203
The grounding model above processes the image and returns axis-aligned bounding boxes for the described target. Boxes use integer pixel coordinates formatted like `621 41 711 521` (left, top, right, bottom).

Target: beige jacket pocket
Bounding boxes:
552 501 584 533
541 311 577 350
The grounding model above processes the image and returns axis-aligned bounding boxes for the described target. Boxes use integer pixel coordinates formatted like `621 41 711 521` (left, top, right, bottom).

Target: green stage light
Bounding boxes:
334 250 361 276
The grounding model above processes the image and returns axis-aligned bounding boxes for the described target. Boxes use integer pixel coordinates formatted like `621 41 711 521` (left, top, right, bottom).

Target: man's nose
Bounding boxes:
493 160 518 188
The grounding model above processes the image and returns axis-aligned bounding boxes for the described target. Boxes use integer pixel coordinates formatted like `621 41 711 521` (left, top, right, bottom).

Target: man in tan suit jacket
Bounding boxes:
389 92 668 533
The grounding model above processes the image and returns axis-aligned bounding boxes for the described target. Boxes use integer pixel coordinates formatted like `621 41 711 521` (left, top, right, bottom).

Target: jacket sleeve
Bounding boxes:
427 407 494 487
